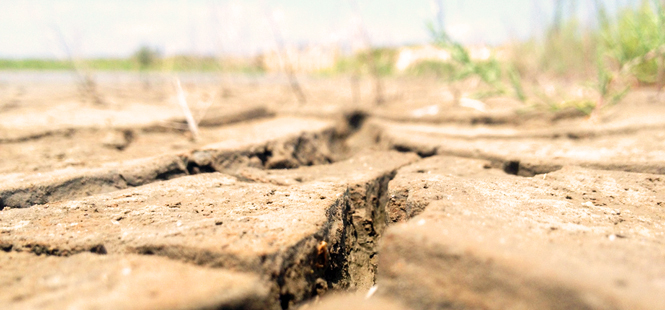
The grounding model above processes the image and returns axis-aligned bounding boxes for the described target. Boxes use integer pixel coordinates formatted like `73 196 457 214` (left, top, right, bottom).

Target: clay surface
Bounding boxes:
0 117 337 209
0 252 270 310
1 150 415 309
372 118 665 175
379 156 665 310
3 75 665 309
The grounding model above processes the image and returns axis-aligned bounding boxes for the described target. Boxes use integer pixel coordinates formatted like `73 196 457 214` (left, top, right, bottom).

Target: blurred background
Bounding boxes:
0 1 647 57
0 0 663 115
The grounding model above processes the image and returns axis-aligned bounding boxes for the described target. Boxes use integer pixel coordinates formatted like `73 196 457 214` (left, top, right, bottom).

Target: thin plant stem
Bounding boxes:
348 0 384 105
174 78 200 142
263 4 307 104
51 24 104 105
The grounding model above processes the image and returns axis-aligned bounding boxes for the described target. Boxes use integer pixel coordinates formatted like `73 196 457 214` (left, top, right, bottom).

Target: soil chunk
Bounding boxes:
378 155 665 310
0 252 270 310
0 117 337 209
5 75 665 310
0 151 416 309
372 118 665 175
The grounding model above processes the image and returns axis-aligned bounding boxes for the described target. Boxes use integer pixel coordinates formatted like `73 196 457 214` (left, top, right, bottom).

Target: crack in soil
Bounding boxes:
0 125 339 210
0 116 406 309
0 166 401 310
1 114 586 309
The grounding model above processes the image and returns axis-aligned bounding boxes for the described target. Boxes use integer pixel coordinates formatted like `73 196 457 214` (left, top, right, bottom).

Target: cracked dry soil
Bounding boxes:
2 79 665 310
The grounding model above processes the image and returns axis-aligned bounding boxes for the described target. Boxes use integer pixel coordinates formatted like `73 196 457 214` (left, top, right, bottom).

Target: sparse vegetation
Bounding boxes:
1 1 662 116
327 48 397 77
423 21 528 103
519 0 665 115
0 56 264 73
0 59 77 70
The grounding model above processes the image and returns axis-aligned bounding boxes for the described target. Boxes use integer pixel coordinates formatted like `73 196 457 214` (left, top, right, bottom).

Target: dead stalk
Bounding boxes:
174 78 200 142
263 5 307 104
51 24 104 106
348 0 384 105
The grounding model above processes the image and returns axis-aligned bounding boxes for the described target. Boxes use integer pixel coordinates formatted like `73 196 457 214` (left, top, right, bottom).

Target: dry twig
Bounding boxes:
263 4 307 104
51 24 105 105
174 78 200 141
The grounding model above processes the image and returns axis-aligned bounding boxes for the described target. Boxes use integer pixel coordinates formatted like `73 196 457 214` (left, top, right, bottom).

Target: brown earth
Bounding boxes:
1 73 665 309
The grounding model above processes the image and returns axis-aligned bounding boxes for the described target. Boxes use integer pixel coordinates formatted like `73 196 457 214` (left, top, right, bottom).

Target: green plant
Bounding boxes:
507 1 665 117
652 0 665 92
429 24 503 87
426 22 530 102
598 0 665 84
590 52 630 118
587 0 661 118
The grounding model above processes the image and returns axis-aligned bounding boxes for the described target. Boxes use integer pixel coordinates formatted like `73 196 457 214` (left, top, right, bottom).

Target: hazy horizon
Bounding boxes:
1 0 638 59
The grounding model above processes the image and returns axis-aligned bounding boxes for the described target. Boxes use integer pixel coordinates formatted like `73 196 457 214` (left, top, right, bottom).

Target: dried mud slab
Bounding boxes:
386 156 505 223
371 118 665 175
189 117 337 171
377 156 665 310
233 151 420 290
0 103 182 142
0 252 270 310
0 117 337 209
188 105 273 128
0 100 271 143
0 105 272 174
0 151 416 309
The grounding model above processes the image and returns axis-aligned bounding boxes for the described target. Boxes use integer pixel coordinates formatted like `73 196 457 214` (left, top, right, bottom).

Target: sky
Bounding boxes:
0 0 638 59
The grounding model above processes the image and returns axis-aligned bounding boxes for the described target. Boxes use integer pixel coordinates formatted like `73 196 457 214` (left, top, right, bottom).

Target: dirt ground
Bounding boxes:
1 71 665 310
